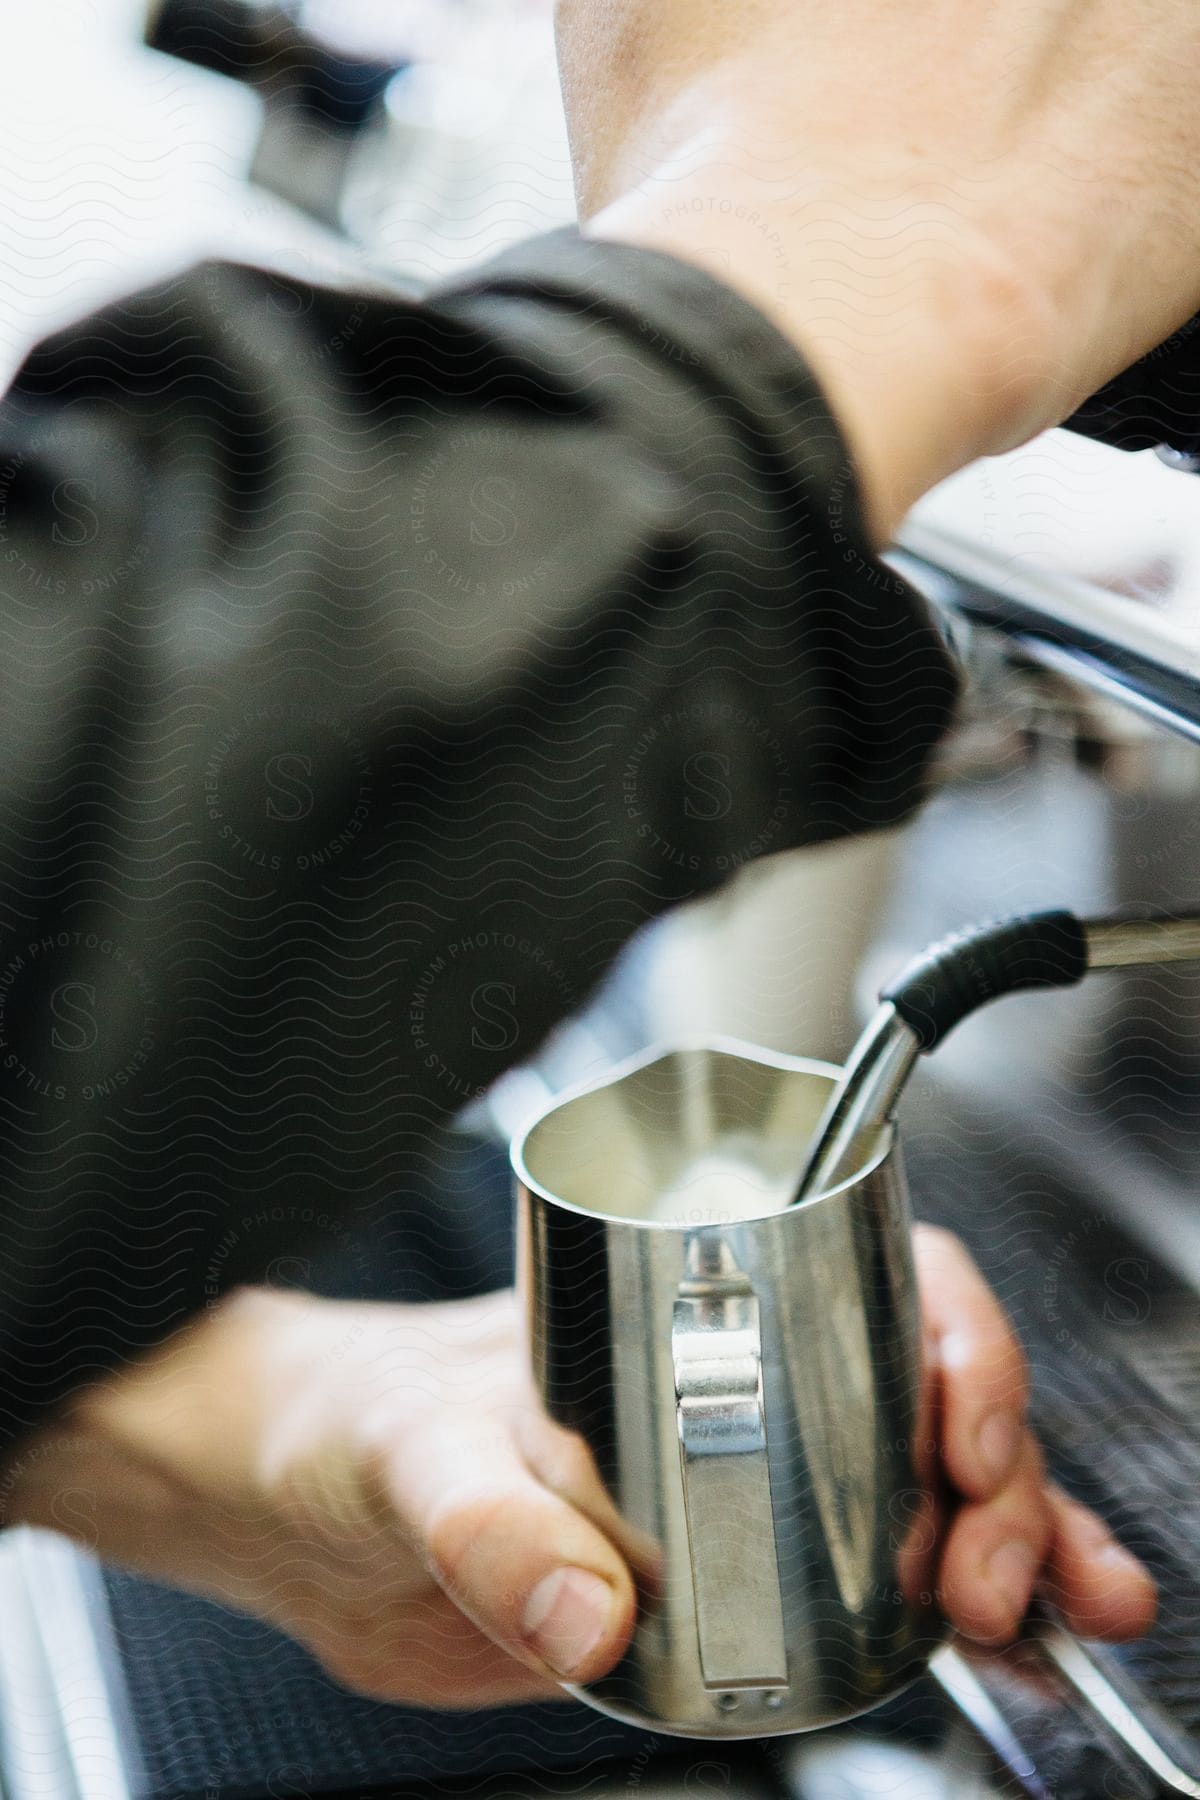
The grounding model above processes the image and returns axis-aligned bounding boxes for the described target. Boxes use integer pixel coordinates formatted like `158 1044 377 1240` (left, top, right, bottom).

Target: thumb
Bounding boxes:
383 1415 638 1684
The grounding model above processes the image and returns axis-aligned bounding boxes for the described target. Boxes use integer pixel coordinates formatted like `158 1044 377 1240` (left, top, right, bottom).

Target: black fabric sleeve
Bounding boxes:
0 227 958 1446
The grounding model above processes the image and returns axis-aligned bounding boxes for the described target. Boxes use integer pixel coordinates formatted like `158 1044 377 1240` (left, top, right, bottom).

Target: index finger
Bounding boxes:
914 1224 1030 1503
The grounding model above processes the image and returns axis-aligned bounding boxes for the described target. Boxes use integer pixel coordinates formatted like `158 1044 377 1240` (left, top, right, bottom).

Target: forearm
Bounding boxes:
589 153 1052 546
562 31 1060 544
563 7 1200 547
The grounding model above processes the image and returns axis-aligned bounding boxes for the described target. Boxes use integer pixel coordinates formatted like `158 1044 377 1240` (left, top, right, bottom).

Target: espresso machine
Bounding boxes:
4 6 1200 1800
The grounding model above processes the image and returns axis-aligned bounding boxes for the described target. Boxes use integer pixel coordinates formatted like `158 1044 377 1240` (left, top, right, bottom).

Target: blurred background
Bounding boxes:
6 5 1200 1799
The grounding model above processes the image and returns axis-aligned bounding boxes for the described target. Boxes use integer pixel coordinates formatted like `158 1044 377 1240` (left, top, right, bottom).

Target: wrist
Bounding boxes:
69 1288 314 1502
0 1289 327 1590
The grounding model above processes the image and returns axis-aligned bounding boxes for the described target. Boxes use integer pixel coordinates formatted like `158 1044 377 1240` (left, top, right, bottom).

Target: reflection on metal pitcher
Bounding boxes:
512 1039 945 1739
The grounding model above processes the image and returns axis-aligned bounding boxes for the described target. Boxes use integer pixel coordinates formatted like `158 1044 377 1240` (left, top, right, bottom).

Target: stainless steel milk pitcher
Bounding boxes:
512 907 1200 1739
513 1041 943 1739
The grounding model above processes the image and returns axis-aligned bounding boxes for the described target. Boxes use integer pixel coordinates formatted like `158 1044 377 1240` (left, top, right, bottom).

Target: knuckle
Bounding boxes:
346 1397 414 1470
540 1427 599 1496
1019 1430 1046 1488
992 1331 1030 1408
423 1483 523 1594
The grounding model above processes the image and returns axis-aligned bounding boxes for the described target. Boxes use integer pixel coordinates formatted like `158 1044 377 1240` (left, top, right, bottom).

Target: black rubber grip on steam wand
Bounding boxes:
880 910 1090 1053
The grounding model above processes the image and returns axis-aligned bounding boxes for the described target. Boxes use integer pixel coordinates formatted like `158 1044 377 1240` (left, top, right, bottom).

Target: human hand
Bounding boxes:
561 0 1200 542
4 1253 1153 1707
910 1224 1155 1645
5 1288 640 1706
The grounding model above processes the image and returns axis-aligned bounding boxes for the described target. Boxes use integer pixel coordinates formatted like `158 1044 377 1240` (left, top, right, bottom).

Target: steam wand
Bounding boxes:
791 910 1200 1205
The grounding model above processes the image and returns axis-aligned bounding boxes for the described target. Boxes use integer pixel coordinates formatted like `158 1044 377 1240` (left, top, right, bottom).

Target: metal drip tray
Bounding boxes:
902 1085 1200 1794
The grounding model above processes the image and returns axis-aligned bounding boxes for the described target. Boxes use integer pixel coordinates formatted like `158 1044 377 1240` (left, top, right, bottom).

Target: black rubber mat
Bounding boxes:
103 1565 655 1800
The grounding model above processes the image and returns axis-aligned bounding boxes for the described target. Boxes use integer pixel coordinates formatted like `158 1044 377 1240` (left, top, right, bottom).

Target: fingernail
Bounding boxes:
988 1540 1039 1624
523 1567 614 1678
976 1410 1020 1484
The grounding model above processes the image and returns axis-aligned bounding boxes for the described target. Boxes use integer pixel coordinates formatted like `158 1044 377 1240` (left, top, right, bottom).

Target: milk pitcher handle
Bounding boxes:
672 1243 788 1692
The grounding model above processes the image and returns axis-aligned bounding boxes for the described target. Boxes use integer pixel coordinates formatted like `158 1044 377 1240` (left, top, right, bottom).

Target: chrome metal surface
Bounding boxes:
929 1646 1052 1800
1085 915 1200 969
790 1008 920 1206
1040 1627 1200 1798
673 1244 787 1690
513 1040 943 1738
893 519 1200 683
793 912 1200 1214
1007 634 1200 753
0 1532 140 1800
1157 445 1200 475
889 525 1200 745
